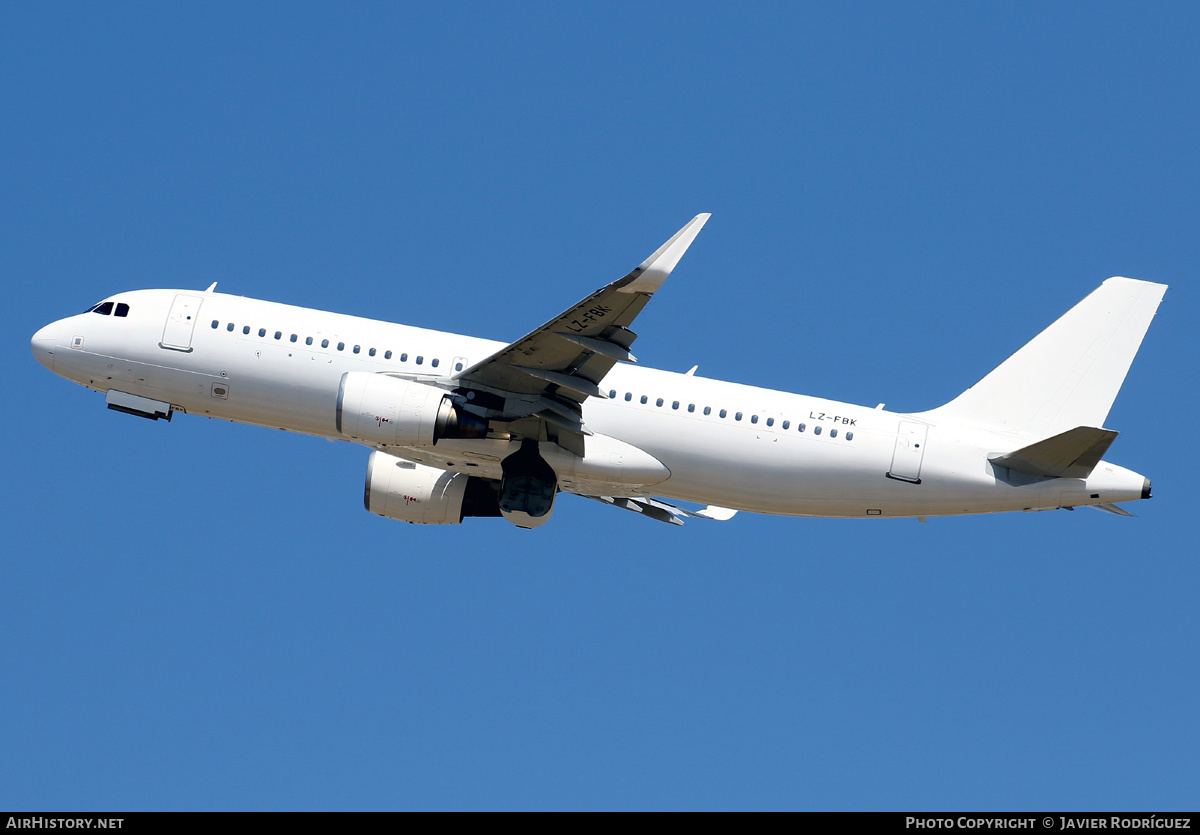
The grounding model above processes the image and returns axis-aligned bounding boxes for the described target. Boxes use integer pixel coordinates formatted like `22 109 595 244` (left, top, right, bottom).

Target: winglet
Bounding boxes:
617 214 711 295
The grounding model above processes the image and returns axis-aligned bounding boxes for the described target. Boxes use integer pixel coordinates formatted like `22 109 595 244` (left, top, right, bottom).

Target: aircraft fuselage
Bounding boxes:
32 287 1151 522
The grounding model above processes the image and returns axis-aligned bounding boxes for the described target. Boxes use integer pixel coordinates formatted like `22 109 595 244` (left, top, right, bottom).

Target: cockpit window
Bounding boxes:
89 302 114 315
114 303 130 317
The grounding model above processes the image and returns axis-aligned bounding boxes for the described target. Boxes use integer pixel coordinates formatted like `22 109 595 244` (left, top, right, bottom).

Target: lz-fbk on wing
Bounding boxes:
31 216 1165 529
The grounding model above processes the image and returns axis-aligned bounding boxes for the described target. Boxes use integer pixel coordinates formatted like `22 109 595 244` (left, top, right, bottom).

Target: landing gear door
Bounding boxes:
161 294 205 352
888 421 928 483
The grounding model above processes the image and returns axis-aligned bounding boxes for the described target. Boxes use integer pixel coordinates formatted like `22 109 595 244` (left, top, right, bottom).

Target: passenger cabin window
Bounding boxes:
799 423 806 432
766 417 774 427
750 415 758 424
353 345 360 354
640 395 648 404
609 390 617 399
226 322 234 332
114 303 130 317
211 320 219 329
416 356 423 365
719 409 727 418
830 428 838 438
846 432 854 441
782 420 790 429
814 425 822 435
625 392 632 401
735 412 743 421
400 353 408 362
337 342 345 351
369 348 376 357
672 401 680 410
259 328 266 337
322 339 329 348
687 404 695 413
274 331 282 340
385 351 393 359
306 337 313 346
704 406 711 415
656 398 664 407
243 326 250 334
432 358 439 368
290 334 297 343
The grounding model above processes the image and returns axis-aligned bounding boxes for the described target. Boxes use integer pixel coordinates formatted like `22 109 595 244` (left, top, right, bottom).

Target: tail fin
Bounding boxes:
932 277 1166 436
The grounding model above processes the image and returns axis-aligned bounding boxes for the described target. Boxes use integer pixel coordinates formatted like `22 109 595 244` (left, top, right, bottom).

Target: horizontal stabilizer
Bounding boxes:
989 426 1118 479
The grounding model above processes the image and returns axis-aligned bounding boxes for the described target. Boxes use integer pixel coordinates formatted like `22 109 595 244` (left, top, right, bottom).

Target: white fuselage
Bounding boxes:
31 288 1149 519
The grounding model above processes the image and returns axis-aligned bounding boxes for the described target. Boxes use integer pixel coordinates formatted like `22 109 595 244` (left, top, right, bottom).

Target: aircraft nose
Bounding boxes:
31 323 58 372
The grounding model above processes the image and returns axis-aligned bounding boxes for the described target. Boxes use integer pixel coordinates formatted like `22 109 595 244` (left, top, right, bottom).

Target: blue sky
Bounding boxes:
3 2 1197 810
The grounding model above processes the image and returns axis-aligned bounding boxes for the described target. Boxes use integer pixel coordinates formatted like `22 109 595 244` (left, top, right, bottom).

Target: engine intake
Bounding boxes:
337 372 487 446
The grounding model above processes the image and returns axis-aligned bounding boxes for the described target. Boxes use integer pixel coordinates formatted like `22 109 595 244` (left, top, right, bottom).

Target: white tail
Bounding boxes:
931 277 1166 437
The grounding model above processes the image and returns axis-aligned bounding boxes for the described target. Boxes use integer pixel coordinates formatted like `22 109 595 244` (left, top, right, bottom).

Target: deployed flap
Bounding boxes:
580 494 737 526
989 426 1118 479
584 495 686 525
455 214 710 452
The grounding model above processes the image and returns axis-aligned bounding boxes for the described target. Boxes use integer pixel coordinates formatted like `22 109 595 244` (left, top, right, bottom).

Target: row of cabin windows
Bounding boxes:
89 301 130 317
209 320 466 372
202 316 843 439
608 389 854 441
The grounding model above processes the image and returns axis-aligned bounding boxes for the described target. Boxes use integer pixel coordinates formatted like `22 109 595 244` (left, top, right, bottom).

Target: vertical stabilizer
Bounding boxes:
932 277 1166 437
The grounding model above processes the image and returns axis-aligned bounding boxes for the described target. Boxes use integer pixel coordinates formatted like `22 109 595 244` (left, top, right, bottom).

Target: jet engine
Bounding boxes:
337 372 487 446
364 452 501 524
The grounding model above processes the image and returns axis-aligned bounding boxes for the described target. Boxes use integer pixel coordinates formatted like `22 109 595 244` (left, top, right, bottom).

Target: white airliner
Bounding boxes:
31 215 1166 528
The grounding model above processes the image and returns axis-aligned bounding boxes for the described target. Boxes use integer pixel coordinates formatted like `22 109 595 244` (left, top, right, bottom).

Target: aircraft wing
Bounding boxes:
454 214 710 454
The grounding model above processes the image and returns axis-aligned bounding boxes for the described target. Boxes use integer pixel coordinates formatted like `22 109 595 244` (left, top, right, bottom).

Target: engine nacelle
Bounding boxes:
336 372 487 446
365 452 501 524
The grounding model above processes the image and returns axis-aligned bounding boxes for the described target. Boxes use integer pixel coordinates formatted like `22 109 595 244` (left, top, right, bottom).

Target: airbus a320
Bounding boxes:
31 215 1166 528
